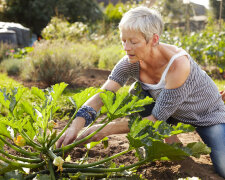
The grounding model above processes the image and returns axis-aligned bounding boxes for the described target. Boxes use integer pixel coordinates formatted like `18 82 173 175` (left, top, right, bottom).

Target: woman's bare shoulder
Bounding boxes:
165 55 190 89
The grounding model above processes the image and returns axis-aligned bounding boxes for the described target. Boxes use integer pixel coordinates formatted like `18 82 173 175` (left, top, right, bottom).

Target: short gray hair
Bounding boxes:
119 6 164 42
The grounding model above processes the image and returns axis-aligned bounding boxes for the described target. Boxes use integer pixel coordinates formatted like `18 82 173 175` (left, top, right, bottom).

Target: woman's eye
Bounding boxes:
131 41 137 44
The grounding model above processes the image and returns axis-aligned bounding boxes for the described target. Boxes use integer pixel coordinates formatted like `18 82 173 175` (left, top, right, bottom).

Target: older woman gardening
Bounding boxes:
57 6 225 178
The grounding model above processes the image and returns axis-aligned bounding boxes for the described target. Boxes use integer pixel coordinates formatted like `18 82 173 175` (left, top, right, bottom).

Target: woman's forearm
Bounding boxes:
106 121 130 135
84 93 104 112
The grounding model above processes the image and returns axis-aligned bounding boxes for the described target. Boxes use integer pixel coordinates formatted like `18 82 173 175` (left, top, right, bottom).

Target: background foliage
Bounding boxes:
1 0 102 35
0 0 224 86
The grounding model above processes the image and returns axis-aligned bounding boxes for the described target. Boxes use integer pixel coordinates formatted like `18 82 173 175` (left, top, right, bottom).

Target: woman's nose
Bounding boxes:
123 42 131 51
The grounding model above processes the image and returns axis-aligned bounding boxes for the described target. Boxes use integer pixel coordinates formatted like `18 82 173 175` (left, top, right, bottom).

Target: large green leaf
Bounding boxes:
0 116 29 133
0 87 26 112
187 142 211 158
71 87 102 109
50 82 68 101
21 101 37 122
99 91 153 120
31 87 46 101
147 140 190 161
0 90 10 109
127 115 209 161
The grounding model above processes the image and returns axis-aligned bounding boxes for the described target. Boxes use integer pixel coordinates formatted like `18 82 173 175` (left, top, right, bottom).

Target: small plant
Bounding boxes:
22 41 84 86
41 17 88 41
0 82 210 179
0 58 23 76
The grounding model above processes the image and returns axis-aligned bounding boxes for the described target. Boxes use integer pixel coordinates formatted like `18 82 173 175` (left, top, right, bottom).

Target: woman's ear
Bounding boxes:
152 33 159 46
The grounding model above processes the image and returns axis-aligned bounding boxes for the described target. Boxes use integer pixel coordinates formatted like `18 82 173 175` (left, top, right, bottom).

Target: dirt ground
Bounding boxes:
10 69 225 180
55 119 224 180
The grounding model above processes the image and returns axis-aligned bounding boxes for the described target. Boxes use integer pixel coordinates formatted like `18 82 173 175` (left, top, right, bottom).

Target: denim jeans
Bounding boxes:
196 124 225 179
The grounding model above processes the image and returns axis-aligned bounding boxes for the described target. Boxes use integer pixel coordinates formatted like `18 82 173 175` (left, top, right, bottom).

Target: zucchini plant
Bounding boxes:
0 82 210 180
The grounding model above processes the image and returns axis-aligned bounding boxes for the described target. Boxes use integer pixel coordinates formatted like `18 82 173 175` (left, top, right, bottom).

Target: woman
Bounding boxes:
57 6 225 178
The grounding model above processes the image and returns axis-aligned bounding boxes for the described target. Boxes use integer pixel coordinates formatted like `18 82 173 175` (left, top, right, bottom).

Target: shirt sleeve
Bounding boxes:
108 56 131 86
151 72 196 121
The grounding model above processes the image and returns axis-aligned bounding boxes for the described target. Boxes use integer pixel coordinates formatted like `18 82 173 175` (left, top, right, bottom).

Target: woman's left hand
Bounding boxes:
76 124 109 145
220 90 225 101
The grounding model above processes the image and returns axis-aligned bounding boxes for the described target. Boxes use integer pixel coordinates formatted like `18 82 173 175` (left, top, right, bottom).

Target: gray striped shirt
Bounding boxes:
108 51 225 126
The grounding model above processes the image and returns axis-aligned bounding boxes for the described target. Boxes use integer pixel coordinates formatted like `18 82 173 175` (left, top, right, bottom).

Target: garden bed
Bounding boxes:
3 71 224 180
55 119 223 180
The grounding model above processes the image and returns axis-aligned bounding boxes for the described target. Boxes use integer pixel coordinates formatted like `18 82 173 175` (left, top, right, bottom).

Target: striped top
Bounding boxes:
108 50 225 126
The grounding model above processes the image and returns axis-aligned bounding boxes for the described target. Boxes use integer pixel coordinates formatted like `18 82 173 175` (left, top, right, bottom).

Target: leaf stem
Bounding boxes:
46 149 57 160
63 148 131 168
48 160 56 180
0 155 45 169
21 131 43 151
0 136 39 157
62 158 148 173
0 149 42 163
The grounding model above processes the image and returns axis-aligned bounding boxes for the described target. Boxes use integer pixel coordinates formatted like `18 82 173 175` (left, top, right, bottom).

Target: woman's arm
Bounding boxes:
56 80 121 148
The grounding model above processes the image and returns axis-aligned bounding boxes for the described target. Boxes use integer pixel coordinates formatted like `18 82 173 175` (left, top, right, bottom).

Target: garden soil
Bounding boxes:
11 69 225 180
55 119 224 180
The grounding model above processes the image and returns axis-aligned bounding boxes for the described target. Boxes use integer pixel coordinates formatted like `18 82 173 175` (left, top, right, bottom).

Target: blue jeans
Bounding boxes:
196 124 225 179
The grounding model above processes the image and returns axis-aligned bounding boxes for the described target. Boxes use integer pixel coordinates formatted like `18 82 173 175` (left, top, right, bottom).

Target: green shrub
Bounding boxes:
161 23 225 73
42 17 88 41
21 40 85 86
0 58 22 76
104 2 138 25
98 44 125 70
71 43 100 68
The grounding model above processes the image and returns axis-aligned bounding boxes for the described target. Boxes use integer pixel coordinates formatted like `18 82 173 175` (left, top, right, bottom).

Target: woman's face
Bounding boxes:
120 29 150 63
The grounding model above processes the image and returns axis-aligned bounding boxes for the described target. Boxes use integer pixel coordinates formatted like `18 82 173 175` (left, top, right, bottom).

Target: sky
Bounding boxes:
190 0 209 9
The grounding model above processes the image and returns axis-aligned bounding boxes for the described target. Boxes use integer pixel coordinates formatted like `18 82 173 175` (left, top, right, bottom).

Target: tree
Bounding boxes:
2 0 103 35
56 0 103 23
3 0 56 35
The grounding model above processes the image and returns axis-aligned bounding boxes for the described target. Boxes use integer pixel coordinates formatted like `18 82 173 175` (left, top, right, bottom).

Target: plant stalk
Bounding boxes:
0 149 42 163
21 131 43 151
0 136 39 157
62 158 148 173
47 149 57 160
0 156 45 169
63 149 131 168
48 160 56 180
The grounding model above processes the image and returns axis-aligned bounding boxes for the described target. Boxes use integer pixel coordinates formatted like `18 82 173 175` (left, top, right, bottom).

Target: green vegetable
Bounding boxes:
0 83 210 179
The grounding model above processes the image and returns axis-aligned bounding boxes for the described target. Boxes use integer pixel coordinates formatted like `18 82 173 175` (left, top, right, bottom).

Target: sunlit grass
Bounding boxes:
0 73 23 89
213 79 225 91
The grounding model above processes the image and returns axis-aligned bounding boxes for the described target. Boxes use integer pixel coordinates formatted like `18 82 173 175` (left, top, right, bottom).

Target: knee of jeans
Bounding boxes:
211 150 225 178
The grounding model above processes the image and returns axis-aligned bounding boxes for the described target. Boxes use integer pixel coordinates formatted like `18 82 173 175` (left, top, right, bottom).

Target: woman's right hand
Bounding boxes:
56 117 85 148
